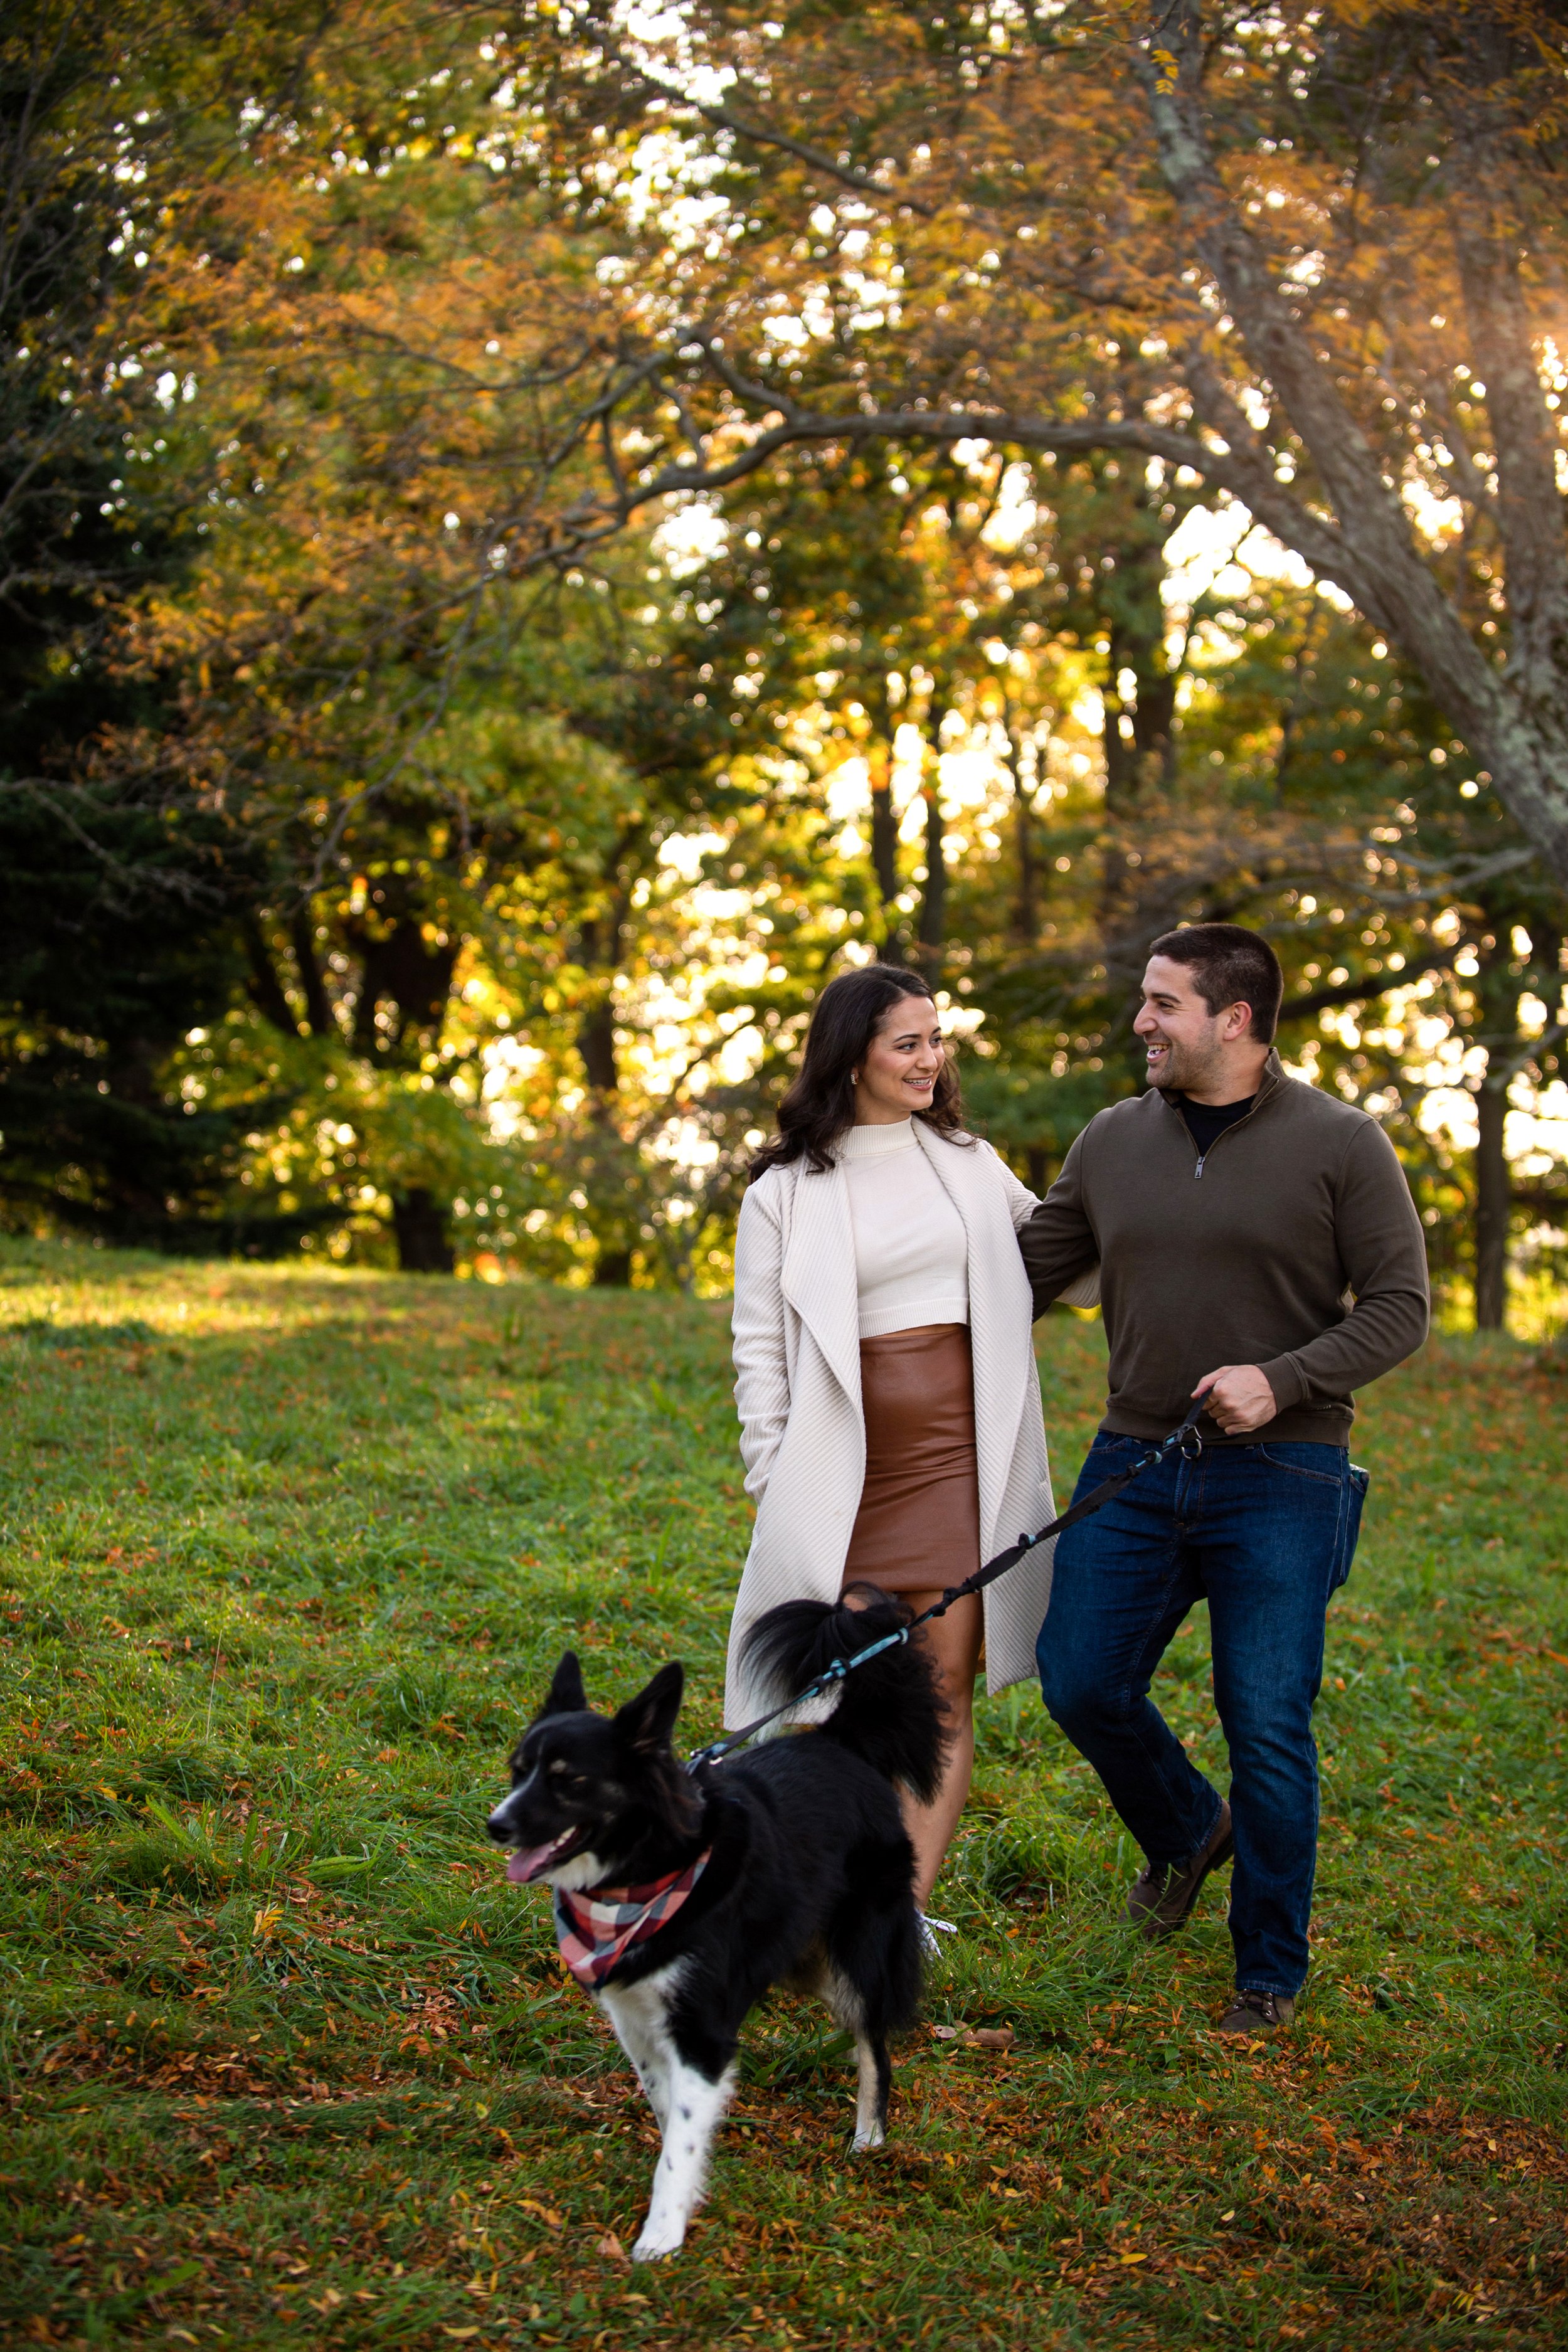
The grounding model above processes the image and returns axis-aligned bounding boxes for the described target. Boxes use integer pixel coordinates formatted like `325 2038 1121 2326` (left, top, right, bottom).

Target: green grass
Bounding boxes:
0 1240 1564 2349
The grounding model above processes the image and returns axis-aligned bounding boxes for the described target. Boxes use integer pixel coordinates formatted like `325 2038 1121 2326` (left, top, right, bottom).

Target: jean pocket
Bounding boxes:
1331 1465 1370 1594
1258 1443 1345 1488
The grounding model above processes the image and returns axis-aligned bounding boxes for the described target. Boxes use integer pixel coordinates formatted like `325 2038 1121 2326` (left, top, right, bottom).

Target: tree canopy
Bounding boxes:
1 0 1564 1328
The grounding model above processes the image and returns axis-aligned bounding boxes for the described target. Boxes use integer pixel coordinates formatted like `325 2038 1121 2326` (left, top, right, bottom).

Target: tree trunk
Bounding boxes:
1474 1077 1509 1331
1102 665 1137 812
578 1000 618 1095
243 916 298 1037
351 915 457 1061
393 1189 453 1274
290 907 336 1039
576 908 627 1095
869 762 904 963
915 787 946 975
1014 788 1036 944
999 726 1036 943
593 1245 632 1286
1136 8 1568 884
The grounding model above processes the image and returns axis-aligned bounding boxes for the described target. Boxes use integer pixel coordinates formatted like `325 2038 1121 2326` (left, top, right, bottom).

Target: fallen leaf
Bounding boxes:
965 2027 1015 2052
596 2232 627 2261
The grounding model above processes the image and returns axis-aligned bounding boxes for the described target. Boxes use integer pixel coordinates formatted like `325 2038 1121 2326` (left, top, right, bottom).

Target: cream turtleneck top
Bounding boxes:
837 1120 970 1338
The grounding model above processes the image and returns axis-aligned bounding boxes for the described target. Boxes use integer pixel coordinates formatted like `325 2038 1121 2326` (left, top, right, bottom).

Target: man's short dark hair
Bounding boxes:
1147 923 1284 1044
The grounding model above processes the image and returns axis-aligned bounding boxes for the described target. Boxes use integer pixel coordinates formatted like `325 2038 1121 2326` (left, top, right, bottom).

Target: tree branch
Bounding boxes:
576 14 937 216
1133 4 1502 750
1277 950 1454 1024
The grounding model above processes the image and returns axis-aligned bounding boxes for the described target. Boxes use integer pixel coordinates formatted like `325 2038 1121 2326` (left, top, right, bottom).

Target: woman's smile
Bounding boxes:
855 1003 948 1124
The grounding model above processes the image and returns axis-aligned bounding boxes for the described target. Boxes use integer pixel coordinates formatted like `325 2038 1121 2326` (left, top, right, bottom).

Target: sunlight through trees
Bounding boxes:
2 1 1564 1326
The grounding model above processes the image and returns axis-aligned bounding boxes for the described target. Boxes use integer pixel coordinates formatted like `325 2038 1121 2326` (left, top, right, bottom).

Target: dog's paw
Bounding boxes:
852 2123 886 2154
631 2228 684 2262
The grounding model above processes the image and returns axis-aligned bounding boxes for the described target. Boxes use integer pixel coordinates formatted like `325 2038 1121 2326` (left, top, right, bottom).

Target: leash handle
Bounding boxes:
686 1397 1207 1772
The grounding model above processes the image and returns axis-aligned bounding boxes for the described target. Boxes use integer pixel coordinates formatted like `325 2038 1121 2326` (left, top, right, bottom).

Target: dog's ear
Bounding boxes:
613 1660 685 1753
536 1651 587 1720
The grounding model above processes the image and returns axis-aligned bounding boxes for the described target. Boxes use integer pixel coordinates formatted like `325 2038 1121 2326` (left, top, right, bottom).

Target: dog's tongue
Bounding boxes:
506 1843 559 1885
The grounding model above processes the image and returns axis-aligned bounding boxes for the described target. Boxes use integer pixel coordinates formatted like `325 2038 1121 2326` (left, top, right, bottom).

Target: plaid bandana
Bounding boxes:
553 1850 712 1989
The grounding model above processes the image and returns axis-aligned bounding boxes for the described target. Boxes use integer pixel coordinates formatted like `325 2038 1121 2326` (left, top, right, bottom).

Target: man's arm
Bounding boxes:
1016 1129 1101 1320
1256 1119 1431 1411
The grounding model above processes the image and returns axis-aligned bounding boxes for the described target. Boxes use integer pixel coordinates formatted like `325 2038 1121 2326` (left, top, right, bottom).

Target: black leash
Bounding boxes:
687 1397 1208 1773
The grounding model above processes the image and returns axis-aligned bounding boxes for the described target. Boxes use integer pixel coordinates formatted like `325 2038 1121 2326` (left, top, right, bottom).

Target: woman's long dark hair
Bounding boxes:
750 966 969 1179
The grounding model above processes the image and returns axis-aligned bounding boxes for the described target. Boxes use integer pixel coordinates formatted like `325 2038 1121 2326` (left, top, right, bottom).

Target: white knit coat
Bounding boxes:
724 1123 1068 1728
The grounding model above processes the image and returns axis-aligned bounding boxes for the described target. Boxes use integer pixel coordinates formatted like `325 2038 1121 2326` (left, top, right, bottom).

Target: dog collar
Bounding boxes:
553 1850 712 1988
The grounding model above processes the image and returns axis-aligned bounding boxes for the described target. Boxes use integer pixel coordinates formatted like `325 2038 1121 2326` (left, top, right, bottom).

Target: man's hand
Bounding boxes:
1192 1364 1277 1436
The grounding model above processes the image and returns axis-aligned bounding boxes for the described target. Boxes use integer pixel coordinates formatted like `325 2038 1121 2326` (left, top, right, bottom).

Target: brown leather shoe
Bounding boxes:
1123 1801 1233 1940
1217 1988 1295 2037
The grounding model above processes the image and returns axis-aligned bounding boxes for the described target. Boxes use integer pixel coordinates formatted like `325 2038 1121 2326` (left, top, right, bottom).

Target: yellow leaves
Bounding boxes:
252 1902 283 1942
516 2198 563 2230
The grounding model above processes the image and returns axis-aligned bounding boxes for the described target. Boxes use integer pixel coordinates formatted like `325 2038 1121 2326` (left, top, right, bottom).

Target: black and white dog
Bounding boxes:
485 1590 947 2260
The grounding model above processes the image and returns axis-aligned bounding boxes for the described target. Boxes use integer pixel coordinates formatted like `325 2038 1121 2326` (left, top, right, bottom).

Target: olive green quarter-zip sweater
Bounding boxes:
1017 1052 1430 1446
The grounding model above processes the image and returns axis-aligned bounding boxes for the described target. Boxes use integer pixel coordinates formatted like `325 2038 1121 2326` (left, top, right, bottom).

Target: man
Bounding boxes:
1019 923 1429 2035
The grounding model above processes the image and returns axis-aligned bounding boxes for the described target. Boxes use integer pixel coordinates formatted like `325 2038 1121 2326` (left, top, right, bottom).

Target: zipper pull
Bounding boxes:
1194 1155 1205 1179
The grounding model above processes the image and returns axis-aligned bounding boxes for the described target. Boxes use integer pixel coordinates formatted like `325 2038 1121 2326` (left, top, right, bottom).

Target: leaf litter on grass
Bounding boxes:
0 1249 1564 2348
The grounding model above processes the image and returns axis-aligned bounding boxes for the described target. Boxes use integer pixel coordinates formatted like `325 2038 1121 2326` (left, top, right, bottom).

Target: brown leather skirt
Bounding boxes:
842 1323 981 1595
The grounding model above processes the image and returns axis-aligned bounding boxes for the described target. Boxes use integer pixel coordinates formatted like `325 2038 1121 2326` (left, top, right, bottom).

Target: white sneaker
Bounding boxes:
916 1911 956 1961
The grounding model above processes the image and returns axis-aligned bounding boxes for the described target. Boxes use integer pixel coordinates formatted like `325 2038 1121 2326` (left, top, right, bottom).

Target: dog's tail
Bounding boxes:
739 1586 950 1801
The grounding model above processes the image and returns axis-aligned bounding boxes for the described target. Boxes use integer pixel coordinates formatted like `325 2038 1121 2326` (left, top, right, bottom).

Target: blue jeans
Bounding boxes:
1036 1435 1367 1996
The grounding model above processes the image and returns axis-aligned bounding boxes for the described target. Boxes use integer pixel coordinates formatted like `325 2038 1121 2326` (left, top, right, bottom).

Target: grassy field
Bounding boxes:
0 1241 1564 2350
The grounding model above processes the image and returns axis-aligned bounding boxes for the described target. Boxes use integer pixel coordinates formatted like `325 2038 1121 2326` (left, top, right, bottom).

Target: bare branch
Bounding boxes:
576 12 936 216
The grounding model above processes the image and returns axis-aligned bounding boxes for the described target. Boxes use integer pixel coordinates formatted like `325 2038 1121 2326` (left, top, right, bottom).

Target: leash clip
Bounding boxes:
1179 1422 1204 1462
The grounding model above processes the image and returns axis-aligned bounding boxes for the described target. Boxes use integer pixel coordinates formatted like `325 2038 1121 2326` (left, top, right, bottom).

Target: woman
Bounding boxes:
726 965 1062 1937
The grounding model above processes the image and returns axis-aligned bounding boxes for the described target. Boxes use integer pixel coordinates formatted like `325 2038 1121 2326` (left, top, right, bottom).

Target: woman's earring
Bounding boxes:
850 1071 858 1085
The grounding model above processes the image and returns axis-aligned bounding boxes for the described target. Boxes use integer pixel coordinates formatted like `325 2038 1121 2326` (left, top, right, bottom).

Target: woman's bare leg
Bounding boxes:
897 1591 983 1910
